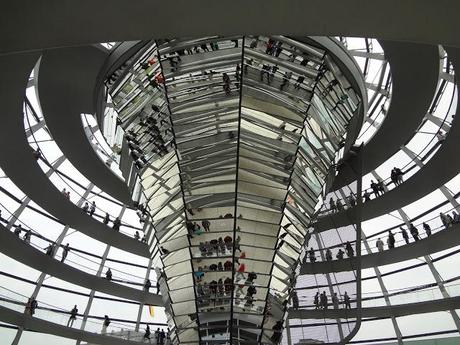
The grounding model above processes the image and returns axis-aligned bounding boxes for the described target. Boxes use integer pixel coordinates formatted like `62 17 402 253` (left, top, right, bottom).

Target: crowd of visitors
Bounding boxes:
327 168 409 213
22 292 169 342
307 241 354 263
313 291 352 310
307 209 460 263
144 326 168 344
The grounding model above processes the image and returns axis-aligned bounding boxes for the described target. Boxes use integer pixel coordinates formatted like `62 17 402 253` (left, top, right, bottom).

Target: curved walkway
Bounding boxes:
38 45 132 204
0 52 149 258
0 305 142 345
315 46 460 232
301 224 460 274
0 225 163 306
288 296 460 319
331 41 439 190
95 41 149 124
2 1 460 53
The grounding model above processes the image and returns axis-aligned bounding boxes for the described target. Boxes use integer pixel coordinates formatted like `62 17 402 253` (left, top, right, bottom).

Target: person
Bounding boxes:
423 222 432 237
136 210 146 225
222 73 231 95
23 229 31 244
32 148 42 160
156 279 161 294
308 247 316 263
440 212 451 229
105 268 112 281
390 168 397 186
112 217 121 231
210 239 219 255
345 242 354 258
235 281 245 297
453 211 460 224
45 242 55 256
217 261 223 271
363 190 371 202
246 285 257 298
25 296 38 316
61 243 70 263
155 328 161 344
234 235 241 251
223 277 233 296
265 38 275 54
274 41 283 57
400 226 410 244
336 198 344 212
332 292 340 309
291 290 299 309
320 291 328 309
235 262 245 280
348 194 356 207
329 198 336 212
271 320 283 343
189 221 198 234
30 296 38 315
224 260 232 271
336 249 345 260
387 230 395 249
377 178 386 194
14 224 22 236
210 41 219 51
67 305 78 327
159 329 166 345
314 292 320 309
280 71 292 91
344 292 351 309
325 248 333 261
144 279 151 292
89 201 96 216
217 278 225 298
202 219 210 232
193 223 203 236
394 167 403 185
82 202 89 213
375 238 384 252
245 272 257 285
436 130 446 142
101 315 110 334
219 238 227 255
294 75 305 89
135 231 140 241
260 64 271 83
270 65 278 83
370 180 381 197
103 213 110 225
194 267 204 282
144 324 151 342
409 223 420 241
